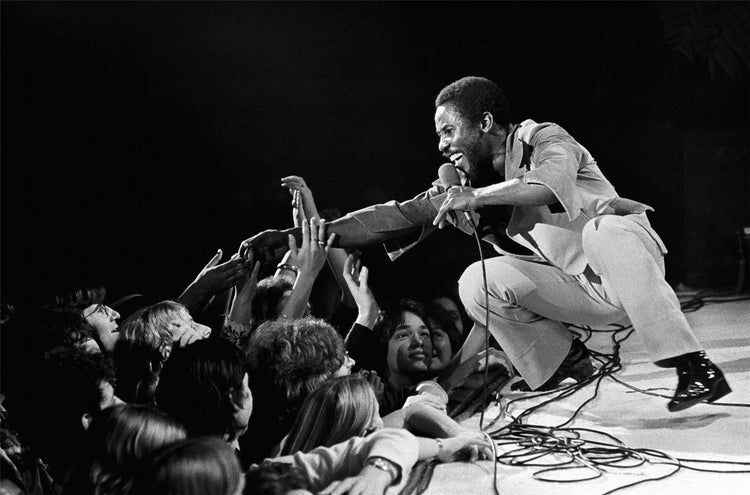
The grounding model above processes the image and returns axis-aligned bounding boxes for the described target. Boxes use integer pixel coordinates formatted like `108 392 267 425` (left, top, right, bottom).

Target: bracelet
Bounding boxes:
276 263 299 275
435 438 444 458
366 457 398 484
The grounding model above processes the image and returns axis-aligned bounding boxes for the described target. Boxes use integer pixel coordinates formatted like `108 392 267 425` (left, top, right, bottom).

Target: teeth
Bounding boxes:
450 153 463 163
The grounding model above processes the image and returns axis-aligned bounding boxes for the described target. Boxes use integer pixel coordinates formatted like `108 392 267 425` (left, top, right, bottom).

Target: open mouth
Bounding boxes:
449 152 463 165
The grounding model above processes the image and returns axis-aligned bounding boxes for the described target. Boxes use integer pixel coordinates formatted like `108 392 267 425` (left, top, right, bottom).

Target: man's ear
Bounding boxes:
81 412 93 430
480 112 494 133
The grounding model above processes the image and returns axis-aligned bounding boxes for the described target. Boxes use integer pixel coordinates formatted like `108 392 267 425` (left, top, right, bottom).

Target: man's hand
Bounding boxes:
238 229 290 262
432 186 478 229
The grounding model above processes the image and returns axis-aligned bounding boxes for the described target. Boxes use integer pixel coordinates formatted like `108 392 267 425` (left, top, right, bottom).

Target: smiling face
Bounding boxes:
429 322 453 372
435 104 503 185
386 311 432 383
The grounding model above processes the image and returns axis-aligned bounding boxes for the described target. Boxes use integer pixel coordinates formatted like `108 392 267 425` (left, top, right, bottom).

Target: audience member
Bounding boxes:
46 283 121 354
241 316 351 464
280 375 491 463
154 338 253 450
131 436 245 495
6 347 123 491
65 404 187 495
113 300 210 404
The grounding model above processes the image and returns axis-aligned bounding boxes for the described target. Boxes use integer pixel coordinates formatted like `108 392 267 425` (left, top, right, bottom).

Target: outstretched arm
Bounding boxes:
239 188 443 260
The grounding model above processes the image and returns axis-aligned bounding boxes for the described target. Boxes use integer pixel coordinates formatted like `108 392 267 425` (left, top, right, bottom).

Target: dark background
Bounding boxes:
2 1 749 308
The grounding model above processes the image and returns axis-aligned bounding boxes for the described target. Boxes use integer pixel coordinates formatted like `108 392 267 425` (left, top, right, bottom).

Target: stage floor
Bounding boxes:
424 294 750 495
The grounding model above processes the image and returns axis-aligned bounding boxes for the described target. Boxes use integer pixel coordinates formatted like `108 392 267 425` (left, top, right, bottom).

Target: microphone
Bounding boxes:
437 163 474 227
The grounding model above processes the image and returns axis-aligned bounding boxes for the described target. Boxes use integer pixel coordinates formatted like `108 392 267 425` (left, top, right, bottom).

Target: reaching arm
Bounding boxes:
239 189 442 260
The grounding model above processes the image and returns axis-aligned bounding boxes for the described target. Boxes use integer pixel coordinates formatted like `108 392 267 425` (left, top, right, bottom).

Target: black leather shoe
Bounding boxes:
667 351 732 412
511 339 595 392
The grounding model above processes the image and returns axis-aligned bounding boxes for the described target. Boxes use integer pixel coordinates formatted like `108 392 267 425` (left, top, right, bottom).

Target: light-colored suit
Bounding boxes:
346 119 701 389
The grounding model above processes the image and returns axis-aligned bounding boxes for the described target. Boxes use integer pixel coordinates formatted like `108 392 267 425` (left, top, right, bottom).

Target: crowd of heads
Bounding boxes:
0 76 506 495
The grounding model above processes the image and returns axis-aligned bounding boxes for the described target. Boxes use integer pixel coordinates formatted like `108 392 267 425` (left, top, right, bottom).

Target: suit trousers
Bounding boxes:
458 214 702 390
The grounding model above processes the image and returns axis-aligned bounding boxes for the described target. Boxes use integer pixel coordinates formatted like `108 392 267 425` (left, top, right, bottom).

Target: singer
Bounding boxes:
242 76 730 412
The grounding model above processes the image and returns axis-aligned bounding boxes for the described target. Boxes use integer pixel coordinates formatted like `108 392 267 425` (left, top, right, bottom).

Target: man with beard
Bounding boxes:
241 76 730 413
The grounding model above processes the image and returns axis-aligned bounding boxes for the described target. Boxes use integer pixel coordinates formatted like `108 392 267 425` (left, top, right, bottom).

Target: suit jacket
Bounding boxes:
346 119 666 275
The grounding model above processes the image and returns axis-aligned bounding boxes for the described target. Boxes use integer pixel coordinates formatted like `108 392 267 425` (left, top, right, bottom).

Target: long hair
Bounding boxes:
84 404 187 495
131 436 243 495
113 300 185 404
280 375 379 455
155 338 247 439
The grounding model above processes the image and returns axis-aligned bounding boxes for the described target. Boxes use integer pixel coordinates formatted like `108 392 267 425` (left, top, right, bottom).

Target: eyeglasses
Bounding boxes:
84 304 112 319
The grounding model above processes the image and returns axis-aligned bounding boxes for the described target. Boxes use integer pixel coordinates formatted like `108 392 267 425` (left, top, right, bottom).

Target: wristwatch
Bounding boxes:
366 456 399 483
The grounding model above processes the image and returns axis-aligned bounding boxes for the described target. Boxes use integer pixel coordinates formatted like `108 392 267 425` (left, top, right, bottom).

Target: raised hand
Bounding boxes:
343 253 379 329
295 217 334 277
178 249 248 312
281 175 321 221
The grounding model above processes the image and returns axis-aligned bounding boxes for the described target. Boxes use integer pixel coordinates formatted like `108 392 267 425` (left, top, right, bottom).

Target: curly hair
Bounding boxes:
251 276 294 325
155 338 247 439
435 76 511 127
245 316 345 406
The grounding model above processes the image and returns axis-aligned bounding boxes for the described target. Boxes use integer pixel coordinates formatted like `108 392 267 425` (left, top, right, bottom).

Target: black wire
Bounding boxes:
465 214 499 495
481 313 750 493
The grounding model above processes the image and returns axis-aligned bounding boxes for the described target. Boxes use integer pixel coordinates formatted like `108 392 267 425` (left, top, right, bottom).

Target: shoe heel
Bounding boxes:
707 377 732 403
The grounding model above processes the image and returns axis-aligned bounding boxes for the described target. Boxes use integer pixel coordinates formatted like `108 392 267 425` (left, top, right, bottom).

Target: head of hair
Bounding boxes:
117 300 185 356
113 301 185 404
251 276 294 324
47 283 108 313
373 298 430 344
422 301 463 355
243 461 308 495
245 316 345 409
8 346 117 479
131 436 243 495
82 404 187 495
281 375 379 455
435 76 511 127
155 338 247 439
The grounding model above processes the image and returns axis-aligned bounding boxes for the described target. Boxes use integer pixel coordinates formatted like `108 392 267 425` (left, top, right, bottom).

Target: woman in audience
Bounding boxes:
113 300 210 404
279 375 490 462
131 436 245 495
423 301 464 373
65 404 187 495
